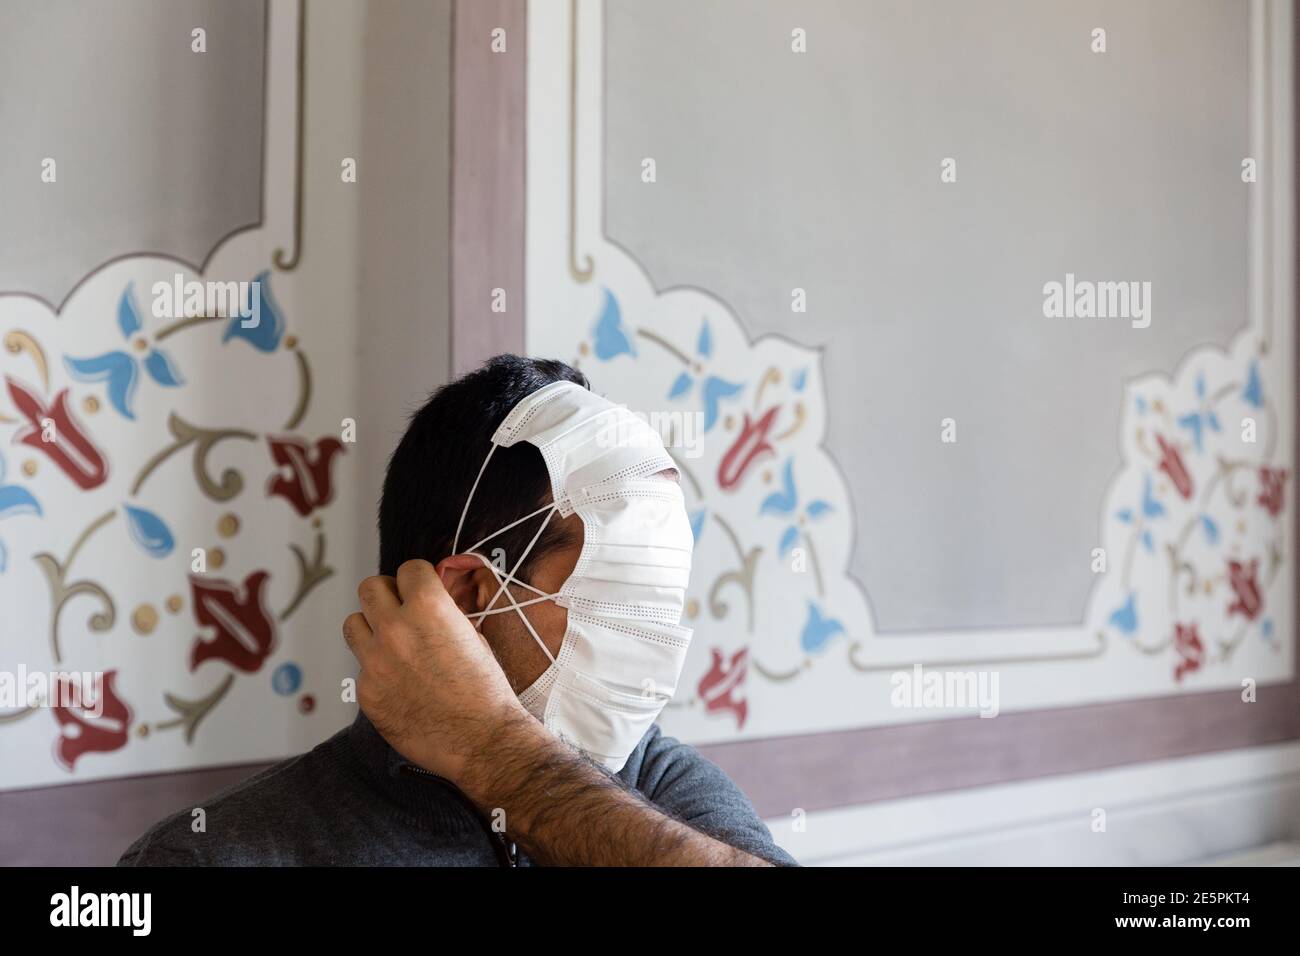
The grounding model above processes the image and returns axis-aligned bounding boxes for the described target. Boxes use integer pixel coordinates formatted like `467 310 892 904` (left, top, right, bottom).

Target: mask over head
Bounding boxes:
452 381 695 771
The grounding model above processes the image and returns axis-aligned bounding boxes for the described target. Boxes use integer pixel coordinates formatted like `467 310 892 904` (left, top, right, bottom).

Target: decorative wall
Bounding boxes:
526 0 1296 745
0 0 363 791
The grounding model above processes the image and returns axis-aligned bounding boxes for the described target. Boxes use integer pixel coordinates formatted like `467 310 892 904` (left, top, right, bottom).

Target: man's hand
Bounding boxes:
342 559 529 785
342 558 778 866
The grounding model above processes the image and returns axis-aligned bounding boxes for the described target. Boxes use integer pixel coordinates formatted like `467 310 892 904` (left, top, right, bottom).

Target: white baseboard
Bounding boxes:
767 743 1300 866
1204 841 1300 866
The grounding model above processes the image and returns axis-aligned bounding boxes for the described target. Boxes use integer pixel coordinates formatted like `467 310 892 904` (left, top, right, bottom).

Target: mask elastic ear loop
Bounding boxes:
475 575 557 666
452 442 558 665
467 592 556 619
461 503 558 606
475 506 559 665
464 552 557 618
452 444 496 555
463 502 554 556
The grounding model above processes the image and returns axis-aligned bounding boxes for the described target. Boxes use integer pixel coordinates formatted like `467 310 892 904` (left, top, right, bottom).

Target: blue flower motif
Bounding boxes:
665 320 743 431
697 321 713 357
1115 474 1165 559
117 283 141 338
1200 515 1219 545
760 460 799 517
590 288 636 360
688 508 707 546
64 283 184 420
1117 475 1165 531
122 504 175 558
1176 412 1214 454
1242 360 1263 408
0 451 43 573
1141 473 1164 520
1175 377 1221 454
761 459 832 557
801 601 845 654
64 352 139 419
222 271 285 352
142 349 184 386
1108 592 1138 634
806 500 832 518
791 367 808 392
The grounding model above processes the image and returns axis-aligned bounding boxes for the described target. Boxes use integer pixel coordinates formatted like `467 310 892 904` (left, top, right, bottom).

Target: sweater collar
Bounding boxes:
332 711 484 829
332 710 655 821
340 710 415 778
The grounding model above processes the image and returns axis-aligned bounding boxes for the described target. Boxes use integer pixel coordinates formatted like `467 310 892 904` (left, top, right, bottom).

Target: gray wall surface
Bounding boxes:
0 0 266 306
605 0 1250 632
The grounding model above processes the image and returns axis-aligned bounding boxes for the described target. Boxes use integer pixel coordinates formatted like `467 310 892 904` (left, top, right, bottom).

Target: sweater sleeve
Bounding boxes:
632 728 799 866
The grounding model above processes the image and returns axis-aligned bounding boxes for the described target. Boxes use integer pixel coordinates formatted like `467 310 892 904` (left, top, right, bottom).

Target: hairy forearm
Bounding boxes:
461 716 772 867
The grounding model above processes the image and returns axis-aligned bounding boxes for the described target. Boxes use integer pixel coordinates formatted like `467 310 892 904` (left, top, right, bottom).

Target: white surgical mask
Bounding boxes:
453 381 694 771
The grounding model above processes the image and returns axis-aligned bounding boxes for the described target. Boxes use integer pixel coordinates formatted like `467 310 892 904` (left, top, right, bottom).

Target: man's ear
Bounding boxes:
434 554 492 616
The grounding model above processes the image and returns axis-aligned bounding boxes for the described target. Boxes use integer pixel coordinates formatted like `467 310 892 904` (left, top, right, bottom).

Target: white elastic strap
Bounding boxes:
476 506 559 665
484 570 556 665
467 591 558 620
463 502 554 556
452 444 496 555
465 555 557 616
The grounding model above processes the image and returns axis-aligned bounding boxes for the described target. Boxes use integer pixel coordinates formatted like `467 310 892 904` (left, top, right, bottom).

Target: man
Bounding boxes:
120 355 794 866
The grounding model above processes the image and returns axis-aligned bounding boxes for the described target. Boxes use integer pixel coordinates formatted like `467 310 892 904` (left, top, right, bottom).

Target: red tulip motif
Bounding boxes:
52 670 132 770
6 377 108 490
697 647 749 729
189 571 277 673
266 435 344 516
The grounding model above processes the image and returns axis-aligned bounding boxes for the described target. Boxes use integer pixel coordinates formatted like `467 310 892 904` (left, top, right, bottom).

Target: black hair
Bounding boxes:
378 354 590 579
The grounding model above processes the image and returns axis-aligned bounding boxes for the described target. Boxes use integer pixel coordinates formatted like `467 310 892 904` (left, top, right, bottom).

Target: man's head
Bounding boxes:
379 355 590 692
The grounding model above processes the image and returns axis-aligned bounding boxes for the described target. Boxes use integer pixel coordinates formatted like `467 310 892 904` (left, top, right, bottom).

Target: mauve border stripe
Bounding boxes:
698 682 1300 819
450 0 527 375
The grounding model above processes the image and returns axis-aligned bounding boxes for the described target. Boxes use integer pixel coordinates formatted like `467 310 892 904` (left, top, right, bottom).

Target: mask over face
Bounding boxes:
452 381 695 771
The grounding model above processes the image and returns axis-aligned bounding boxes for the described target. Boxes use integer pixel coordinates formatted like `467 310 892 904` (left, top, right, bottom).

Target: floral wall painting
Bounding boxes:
0 249 360 790
527 0 1295 745
0 0 362 792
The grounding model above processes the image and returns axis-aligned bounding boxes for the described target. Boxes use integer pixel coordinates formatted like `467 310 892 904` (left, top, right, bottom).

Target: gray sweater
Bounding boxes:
117 713 796 866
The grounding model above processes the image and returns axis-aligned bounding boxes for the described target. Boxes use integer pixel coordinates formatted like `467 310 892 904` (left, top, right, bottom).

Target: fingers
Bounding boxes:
357 575 401 627
395 558 450 607
342 611 373 659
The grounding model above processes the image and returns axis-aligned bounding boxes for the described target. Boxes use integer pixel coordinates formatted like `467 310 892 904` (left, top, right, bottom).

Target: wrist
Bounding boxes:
457 709 556 808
